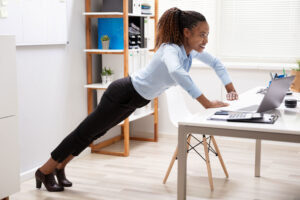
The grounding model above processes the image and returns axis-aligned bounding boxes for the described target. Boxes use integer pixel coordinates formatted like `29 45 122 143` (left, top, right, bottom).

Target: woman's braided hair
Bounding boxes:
155 7 206 49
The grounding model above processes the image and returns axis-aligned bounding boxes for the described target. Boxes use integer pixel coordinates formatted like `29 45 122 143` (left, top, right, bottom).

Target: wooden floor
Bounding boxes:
11 134 300 200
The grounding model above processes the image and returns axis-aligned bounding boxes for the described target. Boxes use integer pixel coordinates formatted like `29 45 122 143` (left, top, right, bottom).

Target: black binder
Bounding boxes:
226 114 278 124
208 112 278 124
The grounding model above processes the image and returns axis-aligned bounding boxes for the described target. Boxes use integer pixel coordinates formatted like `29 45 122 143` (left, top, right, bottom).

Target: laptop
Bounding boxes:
225 76 295 122
237 76 295 113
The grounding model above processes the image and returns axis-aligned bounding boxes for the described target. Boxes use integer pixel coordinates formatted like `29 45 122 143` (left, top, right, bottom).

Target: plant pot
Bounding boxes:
101 75 107 84
106 75 114 84
101 40 110 49
291 70 300 92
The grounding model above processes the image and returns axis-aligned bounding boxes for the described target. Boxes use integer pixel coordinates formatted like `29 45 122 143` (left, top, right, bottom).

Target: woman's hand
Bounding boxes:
206 100 229 108
225 83 238 101
197 94 229 109
226 91 239 101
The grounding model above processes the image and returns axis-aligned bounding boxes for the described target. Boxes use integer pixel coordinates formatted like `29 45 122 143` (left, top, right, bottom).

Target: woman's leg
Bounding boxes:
36 77 149 191
49 77 149 164
36 95 134 191
57 155 74 170
39 158 59 175
50 94 135 163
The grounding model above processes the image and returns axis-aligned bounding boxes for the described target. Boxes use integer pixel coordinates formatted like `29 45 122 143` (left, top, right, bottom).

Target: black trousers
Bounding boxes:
51 77 150 162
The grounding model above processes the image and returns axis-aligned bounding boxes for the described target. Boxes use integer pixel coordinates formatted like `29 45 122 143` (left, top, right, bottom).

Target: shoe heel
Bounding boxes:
36 179 42 189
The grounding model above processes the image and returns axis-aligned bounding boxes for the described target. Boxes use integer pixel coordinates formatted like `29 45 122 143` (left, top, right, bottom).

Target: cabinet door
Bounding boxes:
0 36 18 118
0 116 20 198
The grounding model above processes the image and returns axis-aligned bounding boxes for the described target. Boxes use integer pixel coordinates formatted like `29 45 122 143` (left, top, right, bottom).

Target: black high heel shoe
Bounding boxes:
55 168 72 187
35 169 64 192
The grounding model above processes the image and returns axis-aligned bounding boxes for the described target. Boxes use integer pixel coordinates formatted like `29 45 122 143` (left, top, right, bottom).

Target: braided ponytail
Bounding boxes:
155 7 206 49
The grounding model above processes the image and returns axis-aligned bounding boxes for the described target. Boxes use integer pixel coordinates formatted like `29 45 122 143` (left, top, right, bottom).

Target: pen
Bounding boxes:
270 72 273 80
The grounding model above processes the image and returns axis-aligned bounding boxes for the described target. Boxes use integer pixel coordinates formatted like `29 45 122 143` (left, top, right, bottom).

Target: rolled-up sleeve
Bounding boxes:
193 51 232 86
162 45 202 99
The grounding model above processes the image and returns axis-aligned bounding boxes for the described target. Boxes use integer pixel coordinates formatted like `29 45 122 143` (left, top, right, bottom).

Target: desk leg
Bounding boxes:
255 139 261 177
177 126 188 200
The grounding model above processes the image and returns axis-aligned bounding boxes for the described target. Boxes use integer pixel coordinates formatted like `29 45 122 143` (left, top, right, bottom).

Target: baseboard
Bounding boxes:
20 167 38 182
20 148 91 183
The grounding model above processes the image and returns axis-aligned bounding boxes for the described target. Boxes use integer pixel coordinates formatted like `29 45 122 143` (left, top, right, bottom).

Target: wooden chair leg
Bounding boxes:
203 135 214 191
163 145 178 184
211 136 229 178
163 135 192 184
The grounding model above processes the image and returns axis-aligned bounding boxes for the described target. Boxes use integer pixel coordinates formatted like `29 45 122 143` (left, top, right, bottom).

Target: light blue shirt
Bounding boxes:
131 43 232 100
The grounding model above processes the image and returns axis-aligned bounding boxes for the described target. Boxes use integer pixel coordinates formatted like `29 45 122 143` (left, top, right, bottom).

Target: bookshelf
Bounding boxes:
84 0 159 157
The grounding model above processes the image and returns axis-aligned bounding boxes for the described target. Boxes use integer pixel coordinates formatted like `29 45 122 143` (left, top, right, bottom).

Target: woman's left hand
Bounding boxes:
226 91 239 101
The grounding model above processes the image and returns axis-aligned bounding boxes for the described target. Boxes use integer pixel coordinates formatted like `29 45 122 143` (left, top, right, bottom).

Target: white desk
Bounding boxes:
177 88 300 200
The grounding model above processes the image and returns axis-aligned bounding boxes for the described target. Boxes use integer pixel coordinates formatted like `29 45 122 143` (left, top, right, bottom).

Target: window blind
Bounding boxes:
218 0 300 63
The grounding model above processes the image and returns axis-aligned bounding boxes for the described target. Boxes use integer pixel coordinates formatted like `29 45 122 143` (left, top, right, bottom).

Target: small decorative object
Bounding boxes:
105 67 114 84
101 69 107 84
101 66 114 84
101 35 110 49
291 60 300 92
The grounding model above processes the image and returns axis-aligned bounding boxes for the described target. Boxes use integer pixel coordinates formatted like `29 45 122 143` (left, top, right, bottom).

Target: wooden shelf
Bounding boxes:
85 0 159 157
84 83 109 90
84 49 124 54
83 12 154 18
84 48 154 54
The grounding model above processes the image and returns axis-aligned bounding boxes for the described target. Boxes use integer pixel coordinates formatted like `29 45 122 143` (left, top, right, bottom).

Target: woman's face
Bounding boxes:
183 21 209 53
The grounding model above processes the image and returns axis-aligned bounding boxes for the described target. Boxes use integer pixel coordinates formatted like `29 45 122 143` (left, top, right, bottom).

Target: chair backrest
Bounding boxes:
165 86 193 128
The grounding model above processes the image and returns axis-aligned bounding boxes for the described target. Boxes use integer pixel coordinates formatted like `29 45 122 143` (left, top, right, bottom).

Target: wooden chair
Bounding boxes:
163 86 229 191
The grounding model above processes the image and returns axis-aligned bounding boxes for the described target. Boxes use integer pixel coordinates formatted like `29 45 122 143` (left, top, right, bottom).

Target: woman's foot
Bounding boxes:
35 169 64 192
54 168 72 187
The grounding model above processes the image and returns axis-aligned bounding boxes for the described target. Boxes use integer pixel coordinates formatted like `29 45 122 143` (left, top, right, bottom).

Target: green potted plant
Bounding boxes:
101 68 108 84
101 67 114 84
291 60 300 92
101 35 110 49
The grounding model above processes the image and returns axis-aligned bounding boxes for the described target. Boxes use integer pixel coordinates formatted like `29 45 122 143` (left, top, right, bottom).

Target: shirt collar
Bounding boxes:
180 45 191 60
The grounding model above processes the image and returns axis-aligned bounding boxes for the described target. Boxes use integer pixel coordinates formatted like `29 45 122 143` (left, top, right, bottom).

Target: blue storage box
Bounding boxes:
98 18 124 49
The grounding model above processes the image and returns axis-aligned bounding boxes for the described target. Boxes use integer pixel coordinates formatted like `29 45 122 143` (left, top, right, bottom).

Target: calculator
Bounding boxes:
227 112 263 121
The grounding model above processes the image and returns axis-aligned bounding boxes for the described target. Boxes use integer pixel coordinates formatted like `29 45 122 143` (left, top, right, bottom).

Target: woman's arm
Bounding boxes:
193 51 238 101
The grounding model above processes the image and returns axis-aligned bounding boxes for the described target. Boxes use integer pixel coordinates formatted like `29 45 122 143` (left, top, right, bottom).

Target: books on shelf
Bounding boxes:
98 0 153 16
128 49 150 76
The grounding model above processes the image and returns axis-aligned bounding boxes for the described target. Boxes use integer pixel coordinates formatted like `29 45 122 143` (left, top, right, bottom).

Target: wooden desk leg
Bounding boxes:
177 126 188 200
255 139 261 177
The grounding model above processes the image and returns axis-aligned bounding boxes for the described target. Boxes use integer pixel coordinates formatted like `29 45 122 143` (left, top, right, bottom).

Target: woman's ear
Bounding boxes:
183 28 191 38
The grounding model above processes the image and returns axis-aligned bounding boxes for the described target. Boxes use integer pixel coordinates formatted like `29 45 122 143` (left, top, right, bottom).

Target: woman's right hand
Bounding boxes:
206 100 229 108
196 94 229 109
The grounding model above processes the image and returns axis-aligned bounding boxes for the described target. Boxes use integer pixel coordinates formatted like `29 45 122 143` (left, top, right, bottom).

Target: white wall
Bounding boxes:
17 0 87 180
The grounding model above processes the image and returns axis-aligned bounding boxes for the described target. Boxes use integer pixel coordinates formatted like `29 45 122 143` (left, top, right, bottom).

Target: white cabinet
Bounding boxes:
0 116 20 199
0 36 17 118
0 36 19 199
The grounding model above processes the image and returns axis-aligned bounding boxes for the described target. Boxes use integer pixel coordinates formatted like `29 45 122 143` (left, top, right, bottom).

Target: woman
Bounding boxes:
35 7 238 192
